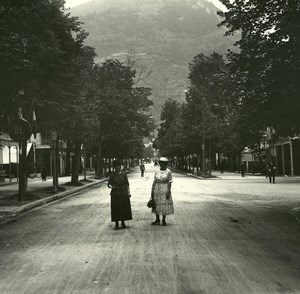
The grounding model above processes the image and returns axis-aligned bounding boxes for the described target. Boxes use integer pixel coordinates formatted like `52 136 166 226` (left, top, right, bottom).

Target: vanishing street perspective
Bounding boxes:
1 164 300 294
0 0 300 294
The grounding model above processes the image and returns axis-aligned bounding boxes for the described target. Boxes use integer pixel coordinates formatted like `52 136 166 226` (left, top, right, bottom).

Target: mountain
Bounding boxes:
70 0 236 121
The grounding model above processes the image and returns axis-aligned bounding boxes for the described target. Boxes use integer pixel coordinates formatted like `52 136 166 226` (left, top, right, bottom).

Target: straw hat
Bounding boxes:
159 157 168 162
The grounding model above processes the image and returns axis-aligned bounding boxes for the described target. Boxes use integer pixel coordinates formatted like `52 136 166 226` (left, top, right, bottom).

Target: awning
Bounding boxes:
35 145 51 150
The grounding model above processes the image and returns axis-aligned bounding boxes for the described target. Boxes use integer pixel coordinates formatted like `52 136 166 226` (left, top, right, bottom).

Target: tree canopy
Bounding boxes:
0 0 93 131
219 0 300 136
0 0 154 184
84 59 153 177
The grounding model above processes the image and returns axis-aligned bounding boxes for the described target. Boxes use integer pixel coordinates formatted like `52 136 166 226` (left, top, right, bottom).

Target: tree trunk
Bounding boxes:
71 140 81 184
208 138 212 175
55 138 59 189
65 140 71 176
109 157 112 173
95 138 103 179
19 141 28 202
83 148 87 181
103 157 107 176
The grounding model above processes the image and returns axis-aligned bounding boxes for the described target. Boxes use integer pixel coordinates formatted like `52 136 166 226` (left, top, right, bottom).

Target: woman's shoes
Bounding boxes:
113 221 128 230
114 225 127 230
114 221 119 230
151 220 167 226
151 220 160 225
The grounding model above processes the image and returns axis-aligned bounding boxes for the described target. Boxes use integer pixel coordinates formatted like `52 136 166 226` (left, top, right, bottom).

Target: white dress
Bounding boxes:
152 168 174 215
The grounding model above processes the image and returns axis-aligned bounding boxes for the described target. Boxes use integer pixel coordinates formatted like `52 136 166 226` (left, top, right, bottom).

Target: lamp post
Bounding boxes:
201 96 207 174
51 131 58 193
201 107 205 174
289 137 294 176
0 144 4 183
6 142 12 183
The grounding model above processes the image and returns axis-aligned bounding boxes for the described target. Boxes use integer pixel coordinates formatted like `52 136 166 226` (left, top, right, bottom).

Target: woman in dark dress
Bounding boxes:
108 160 132 230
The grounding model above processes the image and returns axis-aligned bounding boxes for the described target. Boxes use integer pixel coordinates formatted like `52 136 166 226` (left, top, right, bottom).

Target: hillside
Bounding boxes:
70 0 236 120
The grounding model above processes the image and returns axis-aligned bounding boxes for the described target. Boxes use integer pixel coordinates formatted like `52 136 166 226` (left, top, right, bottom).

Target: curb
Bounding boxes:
0 178 108 226
169 168 220 180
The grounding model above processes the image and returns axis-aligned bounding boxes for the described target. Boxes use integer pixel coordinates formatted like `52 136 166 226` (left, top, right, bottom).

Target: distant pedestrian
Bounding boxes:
266 162 276 184
108 160 132 230
220 159 225 174
240 161 246 177
150 157 174 226
140 161 145 177
41 166 47 181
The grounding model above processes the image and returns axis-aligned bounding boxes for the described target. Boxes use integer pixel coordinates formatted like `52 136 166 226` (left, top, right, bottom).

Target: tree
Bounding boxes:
156 99 185 157
185 53 242 158
87 59 153 178
58 44 97 184
218 0 300 136
0 0 96 194
0 0 87 125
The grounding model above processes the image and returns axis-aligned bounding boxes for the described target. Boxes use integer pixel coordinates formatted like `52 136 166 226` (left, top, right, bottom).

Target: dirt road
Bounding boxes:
0 164 300 294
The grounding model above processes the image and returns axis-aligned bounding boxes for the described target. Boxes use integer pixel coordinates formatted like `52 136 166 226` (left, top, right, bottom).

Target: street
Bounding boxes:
0 163 300 294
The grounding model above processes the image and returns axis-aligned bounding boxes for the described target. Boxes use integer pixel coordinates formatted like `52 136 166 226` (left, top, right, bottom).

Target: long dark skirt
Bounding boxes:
111 195 132 222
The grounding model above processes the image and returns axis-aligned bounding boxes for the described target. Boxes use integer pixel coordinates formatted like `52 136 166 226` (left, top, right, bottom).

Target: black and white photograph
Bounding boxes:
0 0 300 293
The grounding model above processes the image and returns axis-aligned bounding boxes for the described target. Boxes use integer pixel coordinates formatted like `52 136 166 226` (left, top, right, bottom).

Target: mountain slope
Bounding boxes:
70 0 236 120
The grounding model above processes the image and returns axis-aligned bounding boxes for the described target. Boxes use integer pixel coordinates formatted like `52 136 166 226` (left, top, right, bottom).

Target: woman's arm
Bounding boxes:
127 185 131 197
151 181 155 198
166 170 172 199
124 173 131 196
108 176 113 188
166 182 172 199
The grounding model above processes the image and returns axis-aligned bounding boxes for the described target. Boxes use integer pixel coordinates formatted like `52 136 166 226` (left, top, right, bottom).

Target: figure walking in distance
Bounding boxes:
266 161 276 184
41 165 47 181
240 161 246 177
150 157 174 226
108 160 132 230
140 160 145 177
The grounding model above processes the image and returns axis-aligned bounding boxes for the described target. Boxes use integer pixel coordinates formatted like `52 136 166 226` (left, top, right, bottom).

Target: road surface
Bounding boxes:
0 163 300 294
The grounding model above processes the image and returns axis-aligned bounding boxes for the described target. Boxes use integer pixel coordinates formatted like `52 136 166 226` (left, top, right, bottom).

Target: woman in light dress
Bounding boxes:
151 157 174 226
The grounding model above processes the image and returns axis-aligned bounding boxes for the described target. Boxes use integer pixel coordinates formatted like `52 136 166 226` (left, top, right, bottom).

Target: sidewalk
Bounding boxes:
0 177 19 186
213 170 300 182
172 169 251 180
0 174 107 225
173 168 300 182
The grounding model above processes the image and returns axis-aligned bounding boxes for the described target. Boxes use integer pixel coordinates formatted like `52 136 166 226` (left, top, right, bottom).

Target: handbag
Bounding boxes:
147 198 156 209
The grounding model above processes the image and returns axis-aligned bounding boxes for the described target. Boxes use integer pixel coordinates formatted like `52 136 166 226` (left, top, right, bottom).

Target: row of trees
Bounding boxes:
154 0 300 171
0 0 153 190
154 53 240 172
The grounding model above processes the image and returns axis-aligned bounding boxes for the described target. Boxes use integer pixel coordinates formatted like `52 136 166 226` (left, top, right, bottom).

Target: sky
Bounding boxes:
64 0 226 10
